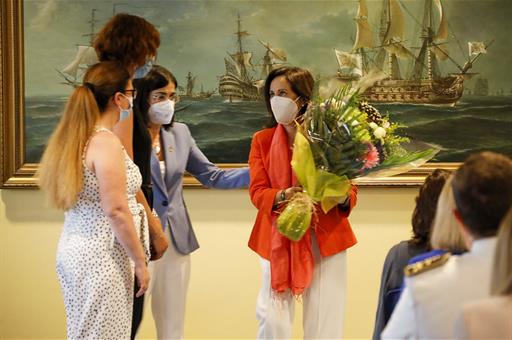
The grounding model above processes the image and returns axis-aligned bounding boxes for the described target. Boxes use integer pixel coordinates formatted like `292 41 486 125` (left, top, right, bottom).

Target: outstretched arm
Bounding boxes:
185 126 250 189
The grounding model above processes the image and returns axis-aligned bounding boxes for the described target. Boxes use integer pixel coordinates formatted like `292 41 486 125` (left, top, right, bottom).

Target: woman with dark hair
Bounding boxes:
248 66 358 339
372 168 451 339
133 65 249 340
93 14 168 338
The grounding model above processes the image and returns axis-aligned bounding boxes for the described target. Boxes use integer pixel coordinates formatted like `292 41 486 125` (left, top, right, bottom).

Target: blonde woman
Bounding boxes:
454 207 512 339
39 61 150 339
429 175 468 254
375 175 468 338
373 169 450 339
406 174 468 264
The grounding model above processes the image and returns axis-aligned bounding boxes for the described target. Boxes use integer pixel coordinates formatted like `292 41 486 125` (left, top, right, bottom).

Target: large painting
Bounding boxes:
2 0 511 187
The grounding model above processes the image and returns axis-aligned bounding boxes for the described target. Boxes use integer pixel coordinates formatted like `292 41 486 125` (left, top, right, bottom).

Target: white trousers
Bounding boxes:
148 228 190 340
256 234 347 340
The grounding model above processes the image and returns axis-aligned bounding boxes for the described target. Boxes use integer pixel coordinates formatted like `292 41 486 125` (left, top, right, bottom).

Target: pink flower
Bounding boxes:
362 143 380 169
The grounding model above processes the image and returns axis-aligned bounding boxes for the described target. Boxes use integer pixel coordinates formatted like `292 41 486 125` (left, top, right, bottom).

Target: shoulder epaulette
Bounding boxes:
404 252 451 277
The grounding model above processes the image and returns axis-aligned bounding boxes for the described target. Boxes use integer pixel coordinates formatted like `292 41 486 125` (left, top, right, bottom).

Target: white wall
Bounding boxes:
0 187 417 339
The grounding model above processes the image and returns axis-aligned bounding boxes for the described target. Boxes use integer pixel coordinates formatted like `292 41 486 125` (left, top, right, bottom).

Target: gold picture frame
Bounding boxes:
0 0 461 189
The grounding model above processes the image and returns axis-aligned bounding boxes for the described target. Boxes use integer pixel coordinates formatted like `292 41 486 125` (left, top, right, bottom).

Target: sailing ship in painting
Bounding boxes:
57 9 99 86
335 0 491 106
179 71 215 101
218 14 287 102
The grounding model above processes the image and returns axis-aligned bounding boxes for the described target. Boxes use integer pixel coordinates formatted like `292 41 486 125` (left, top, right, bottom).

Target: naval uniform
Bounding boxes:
382 237 497 339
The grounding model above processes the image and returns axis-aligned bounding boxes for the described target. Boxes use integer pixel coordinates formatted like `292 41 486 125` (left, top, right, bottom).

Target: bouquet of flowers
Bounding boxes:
277 86 439 241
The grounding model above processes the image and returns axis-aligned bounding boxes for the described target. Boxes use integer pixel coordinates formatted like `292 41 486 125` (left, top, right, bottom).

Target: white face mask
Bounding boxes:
148 99 175 125
118 94 133 121
133 59 153 79
270 96 301 125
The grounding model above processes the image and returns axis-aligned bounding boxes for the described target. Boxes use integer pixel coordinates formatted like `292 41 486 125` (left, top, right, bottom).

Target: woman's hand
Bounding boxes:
149 226 169 261
136 191 169 261
274 186 303 206
284 186 303 200
134 262 150 298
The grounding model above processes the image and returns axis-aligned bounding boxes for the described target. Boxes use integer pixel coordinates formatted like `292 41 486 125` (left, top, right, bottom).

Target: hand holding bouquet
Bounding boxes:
277 86 439 241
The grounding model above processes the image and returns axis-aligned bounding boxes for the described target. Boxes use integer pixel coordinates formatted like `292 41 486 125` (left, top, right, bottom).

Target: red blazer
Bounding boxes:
248 127 358 260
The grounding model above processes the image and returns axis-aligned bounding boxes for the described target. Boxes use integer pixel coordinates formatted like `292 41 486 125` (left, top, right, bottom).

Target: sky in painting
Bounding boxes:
24 0 512 96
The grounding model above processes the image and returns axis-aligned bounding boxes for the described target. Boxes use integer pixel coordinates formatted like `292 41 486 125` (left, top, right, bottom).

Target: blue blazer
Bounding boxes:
151 123 250 255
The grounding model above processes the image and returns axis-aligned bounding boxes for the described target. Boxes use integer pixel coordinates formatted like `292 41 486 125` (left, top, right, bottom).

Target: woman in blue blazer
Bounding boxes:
133 65 249 339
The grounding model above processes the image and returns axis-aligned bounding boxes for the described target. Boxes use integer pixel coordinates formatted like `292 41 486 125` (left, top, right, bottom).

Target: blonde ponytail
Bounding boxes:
38 60 130 210
38 86 101 210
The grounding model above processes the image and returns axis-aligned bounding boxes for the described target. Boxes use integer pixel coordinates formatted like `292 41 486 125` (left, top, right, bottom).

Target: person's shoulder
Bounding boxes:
404 251 451 278
464 295 512 311
387 240 409 257
89 129 122 150
253 126 277 141
170 122 188 132
86 130 124 165
408 249 449 265
163 122 189 138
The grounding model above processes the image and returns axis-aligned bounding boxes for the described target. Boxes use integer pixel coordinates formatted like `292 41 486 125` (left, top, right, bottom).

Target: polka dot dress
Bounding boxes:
56 127 149 340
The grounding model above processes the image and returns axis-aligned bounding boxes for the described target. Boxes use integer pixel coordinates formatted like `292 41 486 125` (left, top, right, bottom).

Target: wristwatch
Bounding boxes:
280 190 286 202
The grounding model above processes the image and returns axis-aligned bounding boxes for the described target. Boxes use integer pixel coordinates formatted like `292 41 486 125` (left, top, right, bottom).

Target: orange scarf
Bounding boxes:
268 124 314 296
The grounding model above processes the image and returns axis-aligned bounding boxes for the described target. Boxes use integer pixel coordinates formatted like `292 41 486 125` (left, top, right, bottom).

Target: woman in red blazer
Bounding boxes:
248 66 358 339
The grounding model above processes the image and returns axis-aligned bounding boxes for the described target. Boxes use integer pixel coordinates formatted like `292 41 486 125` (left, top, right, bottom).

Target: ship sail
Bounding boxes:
224 57 240 77
430 44 449 61
258 40 288 63
334 0 486 106
218 14 263 102
383 42 413 59
270 47 287 62
57 9 99 86
434 0 448 41
384 0 405 43
243 52 254 68
382 0 412 60
335 50 363 77
61 45 98 78
258 40 288 79
230 52 254 70
353 0 374 50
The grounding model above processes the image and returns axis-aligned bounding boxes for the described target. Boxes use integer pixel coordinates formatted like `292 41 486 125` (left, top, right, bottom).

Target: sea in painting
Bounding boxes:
23 0 512 164
25 95 512 163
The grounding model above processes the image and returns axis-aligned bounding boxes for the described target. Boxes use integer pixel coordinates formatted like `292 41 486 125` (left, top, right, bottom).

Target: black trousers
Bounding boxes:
131 277 145 340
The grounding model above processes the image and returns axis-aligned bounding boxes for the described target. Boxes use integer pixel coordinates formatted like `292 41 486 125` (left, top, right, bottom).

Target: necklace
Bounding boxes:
151 129 161 154
153 142 161 154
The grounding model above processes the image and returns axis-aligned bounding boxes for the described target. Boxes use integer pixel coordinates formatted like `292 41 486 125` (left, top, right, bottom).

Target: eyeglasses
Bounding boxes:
150 92 180 103
122 89 138 99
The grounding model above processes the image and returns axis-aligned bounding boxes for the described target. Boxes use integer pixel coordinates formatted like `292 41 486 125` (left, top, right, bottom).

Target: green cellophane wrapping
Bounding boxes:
276 131 351 241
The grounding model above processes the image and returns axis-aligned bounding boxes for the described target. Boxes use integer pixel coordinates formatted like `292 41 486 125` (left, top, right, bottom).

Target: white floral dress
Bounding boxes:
56 127 150 340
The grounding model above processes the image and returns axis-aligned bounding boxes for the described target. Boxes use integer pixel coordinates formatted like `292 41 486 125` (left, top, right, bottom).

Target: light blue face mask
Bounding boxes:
118 94 133 121
133 59 153 79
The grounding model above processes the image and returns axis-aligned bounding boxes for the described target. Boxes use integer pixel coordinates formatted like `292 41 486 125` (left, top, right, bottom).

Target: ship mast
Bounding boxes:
374 0 389 71
186 71 195 96
257 40 287 79
58 9 99 86
376 0 405 79
352 0 374 75
260 42 273 79
411 0 440 80
83 9 98 46
235 13 251 82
